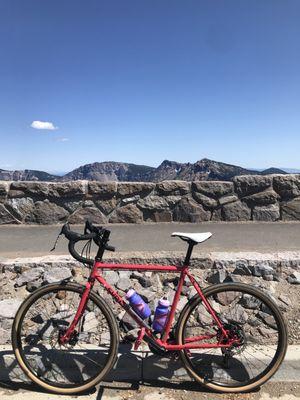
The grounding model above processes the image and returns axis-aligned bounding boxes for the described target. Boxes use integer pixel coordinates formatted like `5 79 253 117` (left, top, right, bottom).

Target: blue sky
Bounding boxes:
0 1 300 173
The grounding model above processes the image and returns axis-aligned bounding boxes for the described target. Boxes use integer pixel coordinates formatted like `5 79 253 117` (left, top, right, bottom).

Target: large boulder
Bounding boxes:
173 196 211 222
222 201 251 221
88 181 117 197
273 175 300 200
0 299 22 318
26 200 69 224
95 198 118 215
233 175 272 197
0 204 20 224
193 192 218 209
68 205 106 224
109 204 143 223
192 181 234 199
281 198 300 220
137 195 169 210
9 182 49 198
242 189 279 207
253 204 280 221
48 181 86 198
5 197 34 221
117 182 154 197
156 181 190 195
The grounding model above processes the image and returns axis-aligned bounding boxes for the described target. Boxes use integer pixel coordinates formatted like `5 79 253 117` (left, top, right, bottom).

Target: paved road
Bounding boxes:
1 222 300 258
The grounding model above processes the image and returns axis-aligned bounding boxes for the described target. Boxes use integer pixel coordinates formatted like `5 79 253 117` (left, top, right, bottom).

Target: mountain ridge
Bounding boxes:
0 159 289 182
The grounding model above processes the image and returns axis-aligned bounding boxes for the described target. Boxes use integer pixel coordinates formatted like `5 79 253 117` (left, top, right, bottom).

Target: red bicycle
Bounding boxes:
12 221 287 394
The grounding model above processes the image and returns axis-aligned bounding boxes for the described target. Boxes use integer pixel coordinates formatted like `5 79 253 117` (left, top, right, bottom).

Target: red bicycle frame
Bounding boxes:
61 259 234 351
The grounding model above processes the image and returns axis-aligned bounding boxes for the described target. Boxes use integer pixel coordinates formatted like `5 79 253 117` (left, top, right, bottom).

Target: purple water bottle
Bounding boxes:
126 289 151 320
152 297 170 333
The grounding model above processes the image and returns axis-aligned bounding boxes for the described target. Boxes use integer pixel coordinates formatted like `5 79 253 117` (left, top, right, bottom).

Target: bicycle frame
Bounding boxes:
61 260 233 351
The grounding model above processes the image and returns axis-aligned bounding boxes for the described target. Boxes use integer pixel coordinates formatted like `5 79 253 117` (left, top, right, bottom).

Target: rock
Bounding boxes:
117 183 154 197
0 299 22 318
173 196 211 222
145 210 172 222
287 271 300 284
48 182 86 198
121 195 140 205
192 192 218 209
0 182 9 198
120 312 139 332
109 204 143 223
243 190 279 207
95 198 117 215
240 294 261 309
253 204 280 221
15 267 44 287
278 294 292 306
281 198 300 221
5 197 34 221
44 267 72 284
156 181 190 195
26 279 43 292
206 270 226 284
0 204 20 224
273 175 300 199
218 195 239 206
88 181 117 196
138 276 152 288
227 304 248 324
251 264 274 277
141 289 155 302
232 263 252 276
116 276 131 291
61 200 82 213
258 311 277 329
234 175 272 197
68 206 106 224
165 195 182 206
83 312 98 332
222 201 251 221
26 200 69 224
10 182 49 198
137 195 169 210
192 181 234 198
102 271 119 286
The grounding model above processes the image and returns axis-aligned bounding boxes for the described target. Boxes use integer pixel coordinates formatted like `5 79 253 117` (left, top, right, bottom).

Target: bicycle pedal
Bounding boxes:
134 328 145 351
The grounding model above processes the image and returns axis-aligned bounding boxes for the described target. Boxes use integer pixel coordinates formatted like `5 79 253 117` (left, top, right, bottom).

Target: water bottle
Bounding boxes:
125 289 151 320
152 297 170 333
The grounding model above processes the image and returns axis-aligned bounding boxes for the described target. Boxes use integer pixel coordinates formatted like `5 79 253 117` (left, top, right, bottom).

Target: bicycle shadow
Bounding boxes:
0 344 256 397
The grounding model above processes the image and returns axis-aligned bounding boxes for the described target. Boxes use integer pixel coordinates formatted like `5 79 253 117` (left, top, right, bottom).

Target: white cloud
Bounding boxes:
31 120 58 130
55 137 69 142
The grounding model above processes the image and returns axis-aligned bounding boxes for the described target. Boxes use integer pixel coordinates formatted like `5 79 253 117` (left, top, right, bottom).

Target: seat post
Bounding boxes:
184 241 195 266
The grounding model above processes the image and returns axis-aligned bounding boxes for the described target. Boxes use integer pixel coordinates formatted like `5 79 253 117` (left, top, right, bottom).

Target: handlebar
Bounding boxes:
60 221 115 265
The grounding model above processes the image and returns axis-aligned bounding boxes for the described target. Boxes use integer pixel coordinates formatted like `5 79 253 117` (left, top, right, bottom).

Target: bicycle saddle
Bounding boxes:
171 232 212 244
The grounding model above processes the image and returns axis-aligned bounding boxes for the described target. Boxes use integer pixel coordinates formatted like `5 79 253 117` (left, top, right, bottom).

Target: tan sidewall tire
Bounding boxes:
12 283 119 395
176 282 288 393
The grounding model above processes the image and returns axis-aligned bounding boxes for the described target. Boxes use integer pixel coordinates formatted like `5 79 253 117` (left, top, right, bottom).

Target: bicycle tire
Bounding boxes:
176 282 288 393
12 282 119 394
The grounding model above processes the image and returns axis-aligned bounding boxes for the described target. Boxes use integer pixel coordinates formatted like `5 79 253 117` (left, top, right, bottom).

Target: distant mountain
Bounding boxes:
0 169 59 181
0 159 293 182
62 161 155 182
260 167 287 175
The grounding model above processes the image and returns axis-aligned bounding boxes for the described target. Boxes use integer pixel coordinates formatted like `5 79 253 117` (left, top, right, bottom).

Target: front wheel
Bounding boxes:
176 283 288 393
12 283 119 394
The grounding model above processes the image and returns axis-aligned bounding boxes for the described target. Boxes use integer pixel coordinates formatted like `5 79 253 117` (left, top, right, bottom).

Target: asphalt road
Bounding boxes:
1 222 300 258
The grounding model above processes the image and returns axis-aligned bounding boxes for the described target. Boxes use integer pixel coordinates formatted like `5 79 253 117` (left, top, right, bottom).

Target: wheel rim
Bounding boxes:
180 286 285 388
16 287 114 389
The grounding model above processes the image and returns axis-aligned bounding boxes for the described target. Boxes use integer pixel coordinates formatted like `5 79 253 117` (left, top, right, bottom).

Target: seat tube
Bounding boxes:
161 267 187 343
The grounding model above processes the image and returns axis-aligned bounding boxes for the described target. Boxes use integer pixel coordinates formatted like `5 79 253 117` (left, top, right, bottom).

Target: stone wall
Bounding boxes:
1 174 300 224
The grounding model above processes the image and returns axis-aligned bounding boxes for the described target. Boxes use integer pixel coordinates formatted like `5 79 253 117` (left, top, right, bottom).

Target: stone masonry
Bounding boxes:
1 174 300 224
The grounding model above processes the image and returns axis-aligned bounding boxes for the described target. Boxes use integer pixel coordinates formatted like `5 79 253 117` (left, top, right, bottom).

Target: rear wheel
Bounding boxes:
12 283 119 394
176 283 288 393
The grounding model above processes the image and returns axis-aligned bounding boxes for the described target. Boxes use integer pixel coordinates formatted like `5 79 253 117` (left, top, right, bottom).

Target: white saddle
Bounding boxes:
171 232 212 244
